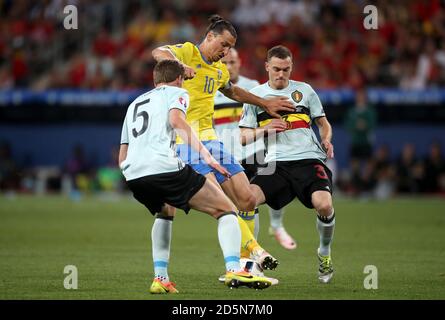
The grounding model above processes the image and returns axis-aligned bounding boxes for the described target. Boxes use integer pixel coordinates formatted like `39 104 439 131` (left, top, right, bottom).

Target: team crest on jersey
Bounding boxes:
291 90 303 103
196 64 202 69
217 70 222 80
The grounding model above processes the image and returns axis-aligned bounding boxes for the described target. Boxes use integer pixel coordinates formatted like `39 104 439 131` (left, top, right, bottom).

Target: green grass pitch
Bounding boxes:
1 195 444 300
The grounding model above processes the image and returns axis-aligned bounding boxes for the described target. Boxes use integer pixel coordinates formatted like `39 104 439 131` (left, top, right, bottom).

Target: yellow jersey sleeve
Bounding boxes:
167 42 195 65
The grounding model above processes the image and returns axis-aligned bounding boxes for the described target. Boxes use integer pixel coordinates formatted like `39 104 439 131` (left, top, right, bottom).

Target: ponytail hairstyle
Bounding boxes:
205 15 237 39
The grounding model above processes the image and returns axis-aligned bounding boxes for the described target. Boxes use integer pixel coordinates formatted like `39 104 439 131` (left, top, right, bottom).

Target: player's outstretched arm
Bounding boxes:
220 85 294 118
315 116 334 159
152 46 196 79
169 109 230 178
152 46 175 61
240 119 288 145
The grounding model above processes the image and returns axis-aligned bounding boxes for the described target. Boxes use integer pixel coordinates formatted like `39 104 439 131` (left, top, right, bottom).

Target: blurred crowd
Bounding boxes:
0 141 125 196
1 0 445 90
337 89 445 198
336 142 445 199
1 135 445 198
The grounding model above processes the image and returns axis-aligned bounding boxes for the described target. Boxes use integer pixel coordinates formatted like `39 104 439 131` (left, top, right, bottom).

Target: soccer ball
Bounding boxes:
240 258 279 286
240 258 264 276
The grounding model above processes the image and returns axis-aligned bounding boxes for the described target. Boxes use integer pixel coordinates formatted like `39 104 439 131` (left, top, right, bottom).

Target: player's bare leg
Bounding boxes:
188 177 238 216
189 178 272 290
206 173 257 258
312 190 335 284
250 184 266 205
207 173 251 256
220 171 256 211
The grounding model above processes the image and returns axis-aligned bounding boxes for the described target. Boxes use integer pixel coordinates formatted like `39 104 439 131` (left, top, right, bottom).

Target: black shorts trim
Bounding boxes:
251 159 332 210
126 165 206 215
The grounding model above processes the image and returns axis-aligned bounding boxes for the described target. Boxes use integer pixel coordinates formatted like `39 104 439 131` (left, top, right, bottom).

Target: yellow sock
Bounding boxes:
239 210 256 237
237 210 261 258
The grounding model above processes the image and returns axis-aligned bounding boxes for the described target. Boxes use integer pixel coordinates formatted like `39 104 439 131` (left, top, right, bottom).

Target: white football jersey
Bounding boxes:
239 80 327 163
120 85 189 180
214 75 262 161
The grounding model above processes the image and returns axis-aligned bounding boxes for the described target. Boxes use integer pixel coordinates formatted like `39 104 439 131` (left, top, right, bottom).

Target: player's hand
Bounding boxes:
264 119 288 135
182 64 196 80
321 140 334 159
263 96 294 118
206 156 231 179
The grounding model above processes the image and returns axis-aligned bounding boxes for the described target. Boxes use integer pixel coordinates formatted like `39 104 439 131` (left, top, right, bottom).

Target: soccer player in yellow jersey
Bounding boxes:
152 15 294 273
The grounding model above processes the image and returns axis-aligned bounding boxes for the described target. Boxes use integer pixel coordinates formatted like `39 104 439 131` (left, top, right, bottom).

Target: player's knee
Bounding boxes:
315 202 333 216
208 207 229 219
238 193 256 212
221 202 238 216
212 200 238 218
156 206 176 219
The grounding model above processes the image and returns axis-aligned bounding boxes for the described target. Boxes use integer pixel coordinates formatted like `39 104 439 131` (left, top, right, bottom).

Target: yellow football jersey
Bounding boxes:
167 42 231 142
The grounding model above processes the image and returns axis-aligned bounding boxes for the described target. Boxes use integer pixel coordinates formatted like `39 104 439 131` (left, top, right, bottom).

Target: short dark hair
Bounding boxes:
267 45 292 61
153 60 185 85
205 15 237 39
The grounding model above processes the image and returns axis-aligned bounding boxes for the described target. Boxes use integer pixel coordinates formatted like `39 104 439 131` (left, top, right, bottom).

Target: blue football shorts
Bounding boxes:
176 140 244 184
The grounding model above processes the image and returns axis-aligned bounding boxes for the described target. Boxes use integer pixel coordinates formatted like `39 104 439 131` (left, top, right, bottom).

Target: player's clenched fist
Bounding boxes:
182 64 196 80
